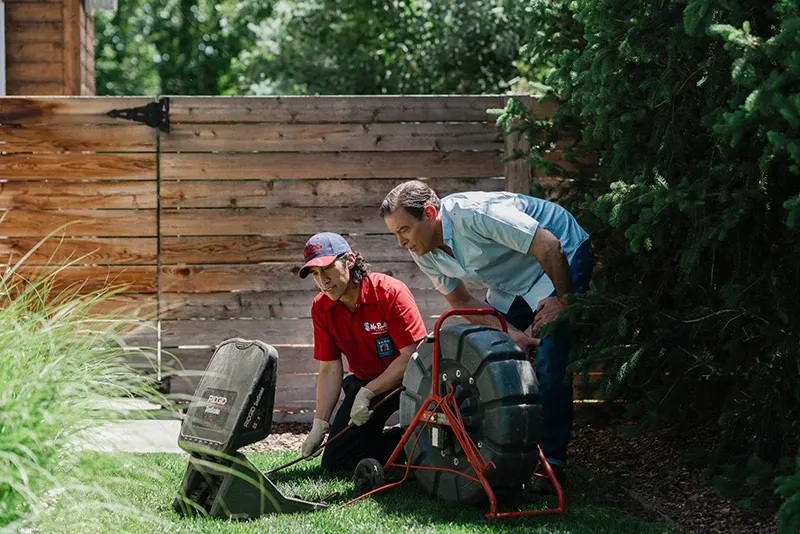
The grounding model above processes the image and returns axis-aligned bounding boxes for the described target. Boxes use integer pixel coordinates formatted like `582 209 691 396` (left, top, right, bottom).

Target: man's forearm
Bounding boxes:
314 371 343 422
365 351 414 395
540 246 573 299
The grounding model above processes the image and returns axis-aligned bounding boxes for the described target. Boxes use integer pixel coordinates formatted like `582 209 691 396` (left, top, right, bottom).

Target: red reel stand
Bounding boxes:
345 308 565 520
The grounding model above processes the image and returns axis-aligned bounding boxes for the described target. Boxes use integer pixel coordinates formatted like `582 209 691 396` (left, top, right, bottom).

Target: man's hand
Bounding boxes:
508 326 540 357
349 387 375 426
533 296 567 332
301 418 330 458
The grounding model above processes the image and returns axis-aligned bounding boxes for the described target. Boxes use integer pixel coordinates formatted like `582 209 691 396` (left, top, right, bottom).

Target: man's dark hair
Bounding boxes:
337 252 370 283
379 180 441 220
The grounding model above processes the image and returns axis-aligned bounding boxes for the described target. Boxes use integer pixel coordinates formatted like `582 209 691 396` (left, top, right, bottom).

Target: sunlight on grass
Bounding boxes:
28 451 675 534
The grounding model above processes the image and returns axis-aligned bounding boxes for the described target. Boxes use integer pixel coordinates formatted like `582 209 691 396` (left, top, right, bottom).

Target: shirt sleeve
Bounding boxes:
311 304 341 362
413 252 459 295
458 203 539 254
386 284 428 351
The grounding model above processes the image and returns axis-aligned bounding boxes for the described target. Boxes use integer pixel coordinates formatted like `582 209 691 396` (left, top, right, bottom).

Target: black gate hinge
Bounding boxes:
107 98 170 133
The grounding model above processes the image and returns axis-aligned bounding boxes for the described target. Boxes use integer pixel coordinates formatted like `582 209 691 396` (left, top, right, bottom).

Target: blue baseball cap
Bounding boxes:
299 232 352 279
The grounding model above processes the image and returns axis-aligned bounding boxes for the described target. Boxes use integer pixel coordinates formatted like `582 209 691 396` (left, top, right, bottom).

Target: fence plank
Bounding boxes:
0 210 156 237
160 177 504 209
161 207 389 236
0 124 156 153
167 95 560 123
160 234 407 264
161 122 503 153
160 152 502 180
0 97 156 125
169 96 497 123
163 346 342 376
6 63 62 83
9 266 158 293
0 154 157 180
6 82 66 95
159 262 449 293
6 43 64 63
5 22 63 43
0 181 157 209
87 294 158 318
161 318 312 347
5 3 62 21
0 237 157 265
160 288 449 320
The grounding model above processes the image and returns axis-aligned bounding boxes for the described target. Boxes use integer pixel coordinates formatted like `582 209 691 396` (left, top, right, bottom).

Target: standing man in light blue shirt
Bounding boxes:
379 180 593 494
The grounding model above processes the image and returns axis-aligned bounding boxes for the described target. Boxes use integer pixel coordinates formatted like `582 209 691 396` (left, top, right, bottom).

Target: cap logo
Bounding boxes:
304 242 323 259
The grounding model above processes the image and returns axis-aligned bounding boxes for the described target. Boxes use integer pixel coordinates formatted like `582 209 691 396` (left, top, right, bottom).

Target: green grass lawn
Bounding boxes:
27 451 675 534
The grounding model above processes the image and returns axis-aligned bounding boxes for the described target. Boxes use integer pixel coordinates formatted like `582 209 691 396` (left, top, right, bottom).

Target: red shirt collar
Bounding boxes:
317 274 377 310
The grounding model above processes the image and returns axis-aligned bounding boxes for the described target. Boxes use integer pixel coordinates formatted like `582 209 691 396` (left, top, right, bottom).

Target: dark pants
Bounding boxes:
321 374 405 473
494 239 594 468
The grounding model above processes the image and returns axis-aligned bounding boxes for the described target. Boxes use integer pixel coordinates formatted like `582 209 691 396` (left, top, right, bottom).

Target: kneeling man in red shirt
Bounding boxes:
298 232 427 472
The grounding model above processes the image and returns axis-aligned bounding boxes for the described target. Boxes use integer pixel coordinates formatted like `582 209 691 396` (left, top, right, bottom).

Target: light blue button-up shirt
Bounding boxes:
411 191 590 313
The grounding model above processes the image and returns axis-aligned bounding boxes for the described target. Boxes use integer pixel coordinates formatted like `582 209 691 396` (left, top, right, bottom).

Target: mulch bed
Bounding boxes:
569 418 777 534
242 419 778 533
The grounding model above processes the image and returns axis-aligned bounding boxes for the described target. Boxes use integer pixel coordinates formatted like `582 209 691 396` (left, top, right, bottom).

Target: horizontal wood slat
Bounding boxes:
0 154 157 180
6 82 66 96
161 207 388 236
87 294 157 318
5 22 63 43
6 63 62 83
0 97 156 126
6 42 64 63
0 124 156 153
160 177 504 209
0 181 157 209
159 262 460 293
167 95 559 124
116 321 158 348
9 266 158 293
161 122 503 153
160 288 449 320
160 152 503 180
5 3 62 21
0 237 157 265
0 210 157 237
163 346 345 376
160 234 408 264
161 318 312 347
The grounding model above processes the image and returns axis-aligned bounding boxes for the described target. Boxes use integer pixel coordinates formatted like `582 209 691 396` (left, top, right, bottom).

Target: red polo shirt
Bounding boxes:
311 272 427 381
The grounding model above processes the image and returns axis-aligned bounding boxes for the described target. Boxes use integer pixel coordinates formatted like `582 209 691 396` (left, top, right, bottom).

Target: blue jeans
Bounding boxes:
492 239 593 467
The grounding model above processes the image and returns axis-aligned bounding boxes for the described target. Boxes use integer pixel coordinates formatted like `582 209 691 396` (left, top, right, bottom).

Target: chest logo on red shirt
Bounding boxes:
364 321 388 334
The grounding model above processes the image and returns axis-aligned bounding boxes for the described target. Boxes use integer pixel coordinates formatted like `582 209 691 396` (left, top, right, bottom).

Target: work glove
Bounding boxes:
301 418 330 459
348 387 375 426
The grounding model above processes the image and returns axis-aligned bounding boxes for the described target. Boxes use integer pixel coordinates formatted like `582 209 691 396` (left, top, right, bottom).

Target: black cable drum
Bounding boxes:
399 323 543 505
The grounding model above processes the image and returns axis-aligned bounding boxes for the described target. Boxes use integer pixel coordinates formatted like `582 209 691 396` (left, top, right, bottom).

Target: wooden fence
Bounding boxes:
0 95 593 422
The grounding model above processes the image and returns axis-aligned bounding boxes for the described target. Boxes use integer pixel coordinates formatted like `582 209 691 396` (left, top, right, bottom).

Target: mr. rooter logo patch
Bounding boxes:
200 388 238 431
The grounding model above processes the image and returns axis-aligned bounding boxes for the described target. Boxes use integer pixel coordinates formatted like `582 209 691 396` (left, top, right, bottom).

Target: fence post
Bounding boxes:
503 95 532 195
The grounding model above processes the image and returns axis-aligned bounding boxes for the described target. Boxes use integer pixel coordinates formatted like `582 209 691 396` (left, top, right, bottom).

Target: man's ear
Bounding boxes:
423 204 438 222
346 252 356 268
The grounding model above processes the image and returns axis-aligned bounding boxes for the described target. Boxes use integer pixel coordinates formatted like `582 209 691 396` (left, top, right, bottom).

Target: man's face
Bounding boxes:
307 254 353 301
383 206 437 256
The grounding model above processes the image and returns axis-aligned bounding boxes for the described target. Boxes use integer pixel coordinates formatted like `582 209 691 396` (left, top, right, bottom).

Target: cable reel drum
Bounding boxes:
398 322 543 505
